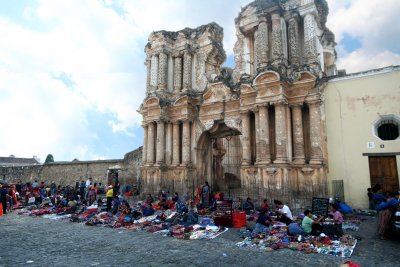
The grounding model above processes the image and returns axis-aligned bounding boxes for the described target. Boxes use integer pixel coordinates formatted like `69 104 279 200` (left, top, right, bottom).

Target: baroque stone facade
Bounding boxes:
139 0 336 211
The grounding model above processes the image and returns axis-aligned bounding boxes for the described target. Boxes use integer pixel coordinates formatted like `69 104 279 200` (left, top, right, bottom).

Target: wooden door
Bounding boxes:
368 156 399 193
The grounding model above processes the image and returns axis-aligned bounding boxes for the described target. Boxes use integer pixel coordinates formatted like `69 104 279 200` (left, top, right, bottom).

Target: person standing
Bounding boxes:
106 185 113 212
85 177 92 200
201 181 210 208
88 182 97 206
243 197 255 215
32 180 38 189
367 188 375 210
79 180 85 198
0 185 8 215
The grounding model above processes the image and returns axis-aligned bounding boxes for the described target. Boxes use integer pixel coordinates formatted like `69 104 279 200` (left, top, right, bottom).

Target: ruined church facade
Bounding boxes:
138 0 336 210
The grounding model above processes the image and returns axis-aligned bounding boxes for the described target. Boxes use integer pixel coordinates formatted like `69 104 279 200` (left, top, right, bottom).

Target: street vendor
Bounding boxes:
275 201 293 225
145 193 154 205
233 197 242 210
111 196 121 215
159 191 169 209
106 185 113 212
301 210 324 235
0 184 8 215
243 197 254 215
201 181 210 208
254 209 272 233
184 201 198 224
324 203 343 237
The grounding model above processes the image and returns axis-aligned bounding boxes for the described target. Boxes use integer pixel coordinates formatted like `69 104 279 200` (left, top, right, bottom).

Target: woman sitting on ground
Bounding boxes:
121 200 131 215
254 209 272 233
328 204 343 237
184 201 198 224
301 210 324 235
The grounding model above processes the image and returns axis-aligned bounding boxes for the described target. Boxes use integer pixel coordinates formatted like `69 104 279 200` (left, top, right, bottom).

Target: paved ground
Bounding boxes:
0 212 398 267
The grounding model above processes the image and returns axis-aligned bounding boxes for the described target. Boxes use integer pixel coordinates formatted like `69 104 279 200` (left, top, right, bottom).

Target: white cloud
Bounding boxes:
1 0 399 161
327 0 400 72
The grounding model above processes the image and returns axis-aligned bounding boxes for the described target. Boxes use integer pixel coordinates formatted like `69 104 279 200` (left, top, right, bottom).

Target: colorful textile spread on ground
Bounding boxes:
18 204 226 241
236 223 358 258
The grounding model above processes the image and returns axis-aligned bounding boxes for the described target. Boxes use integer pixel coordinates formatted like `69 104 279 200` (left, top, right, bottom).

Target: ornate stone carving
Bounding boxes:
304 13 318 64
254 20 269 70
203 83 231 104
288 18 300 64
182 51 192 91
173 56 182 92
150 55 158 88
145 59 151 93
271 13 283 62
158 52 168 90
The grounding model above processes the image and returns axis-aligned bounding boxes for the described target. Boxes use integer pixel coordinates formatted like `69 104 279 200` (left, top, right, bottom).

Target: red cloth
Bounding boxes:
344 261 361 267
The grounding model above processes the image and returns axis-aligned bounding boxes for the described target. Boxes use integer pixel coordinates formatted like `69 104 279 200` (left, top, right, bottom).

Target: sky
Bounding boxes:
0 0 399 162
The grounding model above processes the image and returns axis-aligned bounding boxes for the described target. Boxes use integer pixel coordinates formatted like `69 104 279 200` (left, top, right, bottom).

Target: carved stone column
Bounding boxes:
145 58 151 93
273 101 288 163
291 104 305 164
142 124 148 164
158 52 168 91
288 17 300 65
303 13 318 64
308 101 323 164
258 105 271 164
172 121 181 166
182 51 192 91
173 56 182 92
241 112 251 165
182 120 191 165
271 13 283 62
254 19 269 70
147 122 155 164
150 55 158 89
156 120 165 165
165 122 172 165
253 108 261 163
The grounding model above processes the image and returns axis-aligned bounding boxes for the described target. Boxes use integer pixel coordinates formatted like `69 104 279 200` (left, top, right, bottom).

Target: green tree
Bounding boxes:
44 154 54 164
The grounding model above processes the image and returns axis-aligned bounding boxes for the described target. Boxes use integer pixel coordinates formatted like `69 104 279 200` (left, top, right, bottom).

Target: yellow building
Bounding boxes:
325 66 400 208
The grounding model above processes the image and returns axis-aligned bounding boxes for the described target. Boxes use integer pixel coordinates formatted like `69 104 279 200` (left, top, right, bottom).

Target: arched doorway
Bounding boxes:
196 120 243 197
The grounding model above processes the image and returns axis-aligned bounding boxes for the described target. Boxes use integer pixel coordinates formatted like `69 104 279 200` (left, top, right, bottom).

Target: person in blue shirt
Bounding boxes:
0 185 8 214
111 196 121 215
243 197 255 215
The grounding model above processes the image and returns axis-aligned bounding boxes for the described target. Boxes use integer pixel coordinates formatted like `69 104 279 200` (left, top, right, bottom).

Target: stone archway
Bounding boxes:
196 120 242 197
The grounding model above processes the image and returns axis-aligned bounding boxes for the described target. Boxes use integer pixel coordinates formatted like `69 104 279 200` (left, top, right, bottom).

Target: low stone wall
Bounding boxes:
0 147 142 187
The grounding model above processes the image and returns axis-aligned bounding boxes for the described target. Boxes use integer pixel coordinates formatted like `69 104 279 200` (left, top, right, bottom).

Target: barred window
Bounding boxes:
374 116 400 141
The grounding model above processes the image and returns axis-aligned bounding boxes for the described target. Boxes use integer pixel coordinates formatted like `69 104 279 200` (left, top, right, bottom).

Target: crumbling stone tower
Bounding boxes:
139 0 336 212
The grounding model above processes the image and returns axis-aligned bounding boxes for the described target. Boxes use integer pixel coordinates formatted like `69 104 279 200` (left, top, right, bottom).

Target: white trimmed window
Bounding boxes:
373 115 400 141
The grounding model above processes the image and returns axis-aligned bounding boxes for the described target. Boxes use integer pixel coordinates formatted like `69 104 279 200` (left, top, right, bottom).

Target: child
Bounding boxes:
329 204 343 237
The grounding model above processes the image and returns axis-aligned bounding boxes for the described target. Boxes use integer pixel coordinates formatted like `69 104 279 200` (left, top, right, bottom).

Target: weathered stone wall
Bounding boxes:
0 147 142 187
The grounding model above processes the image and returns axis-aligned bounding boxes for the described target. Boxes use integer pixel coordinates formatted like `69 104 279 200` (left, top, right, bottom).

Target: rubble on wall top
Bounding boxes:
150 22 224 41
236 0 329 28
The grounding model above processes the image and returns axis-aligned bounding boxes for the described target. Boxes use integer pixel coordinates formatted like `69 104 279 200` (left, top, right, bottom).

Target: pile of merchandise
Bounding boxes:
236 223 358 258
18 203 227 241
